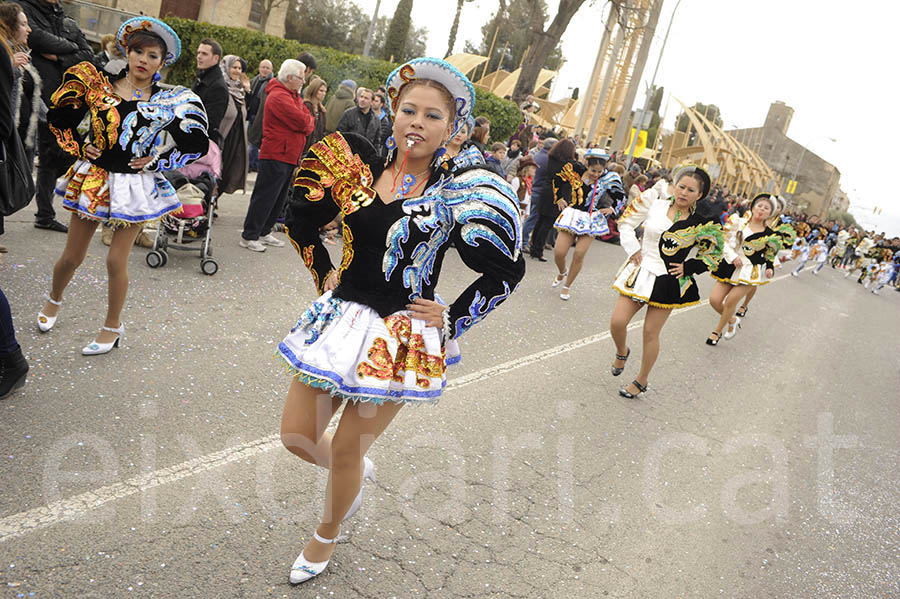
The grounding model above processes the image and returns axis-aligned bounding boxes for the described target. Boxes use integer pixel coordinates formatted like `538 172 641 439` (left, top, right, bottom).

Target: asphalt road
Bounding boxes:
1 189 898 599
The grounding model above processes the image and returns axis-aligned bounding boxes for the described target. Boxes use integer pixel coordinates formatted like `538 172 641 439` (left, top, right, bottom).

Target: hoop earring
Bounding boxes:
385 135 397 165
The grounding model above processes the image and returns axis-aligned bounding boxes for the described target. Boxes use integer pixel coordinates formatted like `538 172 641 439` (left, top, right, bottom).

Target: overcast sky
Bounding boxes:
355 0 899 236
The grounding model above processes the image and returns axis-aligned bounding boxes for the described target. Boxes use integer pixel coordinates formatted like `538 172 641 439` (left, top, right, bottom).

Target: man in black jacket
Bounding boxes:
336 87 379 147
245 59 273 171
191 38 228 146
15 0 94 232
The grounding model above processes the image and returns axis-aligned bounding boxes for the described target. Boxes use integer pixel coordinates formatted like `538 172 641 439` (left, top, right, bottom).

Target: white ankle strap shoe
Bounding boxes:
342 456 376 522
37 295 62 333
82 324 125 355
289 531 347 584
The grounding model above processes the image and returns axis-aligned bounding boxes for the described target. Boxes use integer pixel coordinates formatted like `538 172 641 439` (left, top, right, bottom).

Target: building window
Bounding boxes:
248 0 264 25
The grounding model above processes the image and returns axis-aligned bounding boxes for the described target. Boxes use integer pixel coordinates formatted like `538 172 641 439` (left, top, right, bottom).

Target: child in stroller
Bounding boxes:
146 169 221 275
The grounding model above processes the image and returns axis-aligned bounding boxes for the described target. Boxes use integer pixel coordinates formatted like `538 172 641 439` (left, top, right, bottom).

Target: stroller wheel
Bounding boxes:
146 250 164 268
201 259 218 276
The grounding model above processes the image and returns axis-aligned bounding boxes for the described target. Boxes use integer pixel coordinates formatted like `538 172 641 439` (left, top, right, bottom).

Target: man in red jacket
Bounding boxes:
240 59 313 252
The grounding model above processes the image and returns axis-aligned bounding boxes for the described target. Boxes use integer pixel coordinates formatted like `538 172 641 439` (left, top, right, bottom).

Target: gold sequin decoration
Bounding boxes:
356 315 445 388
293 133 376 216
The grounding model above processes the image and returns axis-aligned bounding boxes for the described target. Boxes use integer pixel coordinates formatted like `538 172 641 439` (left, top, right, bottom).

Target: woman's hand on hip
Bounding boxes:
129 156 154 170
406 298 446 328
732 257 743 267
629 249 643 267
83 143 101 160
322 271 339 292
667 262 685 277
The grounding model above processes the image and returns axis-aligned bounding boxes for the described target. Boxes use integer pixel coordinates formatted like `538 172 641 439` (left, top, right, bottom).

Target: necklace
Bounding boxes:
390 162 430 201
126 73 151 100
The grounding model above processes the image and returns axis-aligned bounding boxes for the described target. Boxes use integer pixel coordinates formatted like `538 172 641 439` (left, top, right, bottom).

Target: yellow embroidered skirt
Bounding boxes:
277 291 461 405
55 159 182 227
612 261 702 309
710 261 771 286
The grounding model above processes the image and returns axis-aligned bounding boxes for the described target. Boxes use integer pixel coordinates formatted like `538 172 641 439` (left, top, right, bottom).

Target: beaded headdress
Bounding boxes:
116 17 182 67
385 58 476 138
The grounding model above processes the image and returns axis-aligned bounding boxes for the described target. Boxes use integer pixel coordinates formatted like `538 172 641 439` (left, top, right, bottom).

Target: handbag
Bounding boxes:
0 131 35 217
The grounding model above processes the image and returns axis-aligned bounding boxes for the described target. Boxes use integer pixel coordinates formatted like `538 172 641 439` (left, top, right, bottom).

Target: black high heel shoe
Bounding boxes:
705 331 720 346
618 380 648 399
735 306 748 318
611 348 630 376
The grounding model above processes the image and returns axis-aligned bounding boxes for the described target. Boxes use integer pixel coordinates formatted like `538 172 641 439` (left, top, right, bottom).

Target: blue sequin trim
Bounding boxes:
453 281 514 338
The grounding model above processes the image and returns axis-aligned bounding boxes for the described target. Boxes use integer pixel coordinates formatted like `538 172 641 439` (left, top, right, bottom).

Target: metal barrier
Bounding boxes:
62 0 141 44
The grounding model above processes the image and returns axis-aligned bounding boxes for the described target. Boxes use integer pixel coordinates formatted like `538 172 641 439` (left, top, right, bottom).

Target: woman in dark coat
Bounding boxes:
218 54 249 194
528 138 576 261
301 75 327 156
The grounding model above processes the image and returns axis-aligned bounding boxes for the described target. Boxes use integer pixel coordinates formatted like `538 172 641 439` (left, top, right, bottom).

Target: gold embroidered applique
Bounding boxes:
356 315 445 388
338 221 353 280
50 62 121 154
301 245 320 292
293 133 376 215
62 164 110 214
555 162 584 207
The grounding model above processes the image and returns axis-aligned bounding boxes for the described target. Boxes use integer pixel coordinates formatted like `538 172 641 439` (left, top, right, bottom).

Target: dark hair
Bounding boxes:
398 79 456 122
750 193 775 212
548 138 576 162
296 51 317 72
675 167 710 199
475 115 491 127
490 142 506 152
199 37 222 61
126 30 167 56
585 156 605 168
470 125 490 145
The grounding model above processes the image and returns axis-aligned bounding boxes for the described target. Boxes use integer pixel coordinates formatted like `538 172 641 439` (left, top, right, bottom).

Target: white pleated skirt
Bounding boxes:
277 291 462 405
55 159 181 227
553 207 610 237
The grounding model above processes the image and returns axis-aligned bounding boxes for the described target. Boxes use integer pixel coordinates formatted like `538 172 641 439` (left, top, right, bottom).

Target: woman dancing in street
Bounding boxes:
608 166 723 398
727 197 795 324
705 193 783 345
277 58 525 584
551 150 624 300
36 18 208 354
529 138 576 262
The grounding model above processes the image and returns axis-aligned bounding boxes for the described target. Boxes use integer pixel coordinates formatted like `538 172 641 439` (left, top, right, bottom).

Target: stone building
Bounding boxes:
831 188 850 213
74 0 287 39
731 101 840 217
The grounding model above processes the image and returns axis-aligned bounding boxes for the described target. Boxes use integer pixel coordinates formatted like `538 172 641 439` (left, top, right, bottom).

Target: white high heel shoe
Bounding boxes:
37 295 62 333
289 531 346 584
342 456 375 522
82 324 125 355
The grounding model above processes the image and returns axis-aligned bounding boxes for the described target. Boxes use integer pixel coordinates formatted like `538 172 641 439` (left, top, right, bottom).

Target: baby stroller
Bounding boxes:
146 170 219 275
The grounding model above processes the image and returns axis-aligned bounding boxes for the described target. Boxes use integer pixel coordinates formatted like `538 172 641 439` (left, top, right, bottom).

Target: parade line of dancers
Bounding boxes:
5 25 900 582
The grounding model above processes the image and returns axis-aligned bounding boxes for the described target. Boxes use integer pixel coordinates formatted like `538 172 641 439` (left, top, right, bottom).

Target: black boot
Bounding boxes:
0 346 29 400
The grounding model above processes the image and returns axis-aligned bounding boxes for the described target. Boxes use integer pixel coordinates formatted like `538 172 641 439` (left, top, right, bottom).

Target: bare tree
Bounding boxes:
511 0 589 103
258 0 289 30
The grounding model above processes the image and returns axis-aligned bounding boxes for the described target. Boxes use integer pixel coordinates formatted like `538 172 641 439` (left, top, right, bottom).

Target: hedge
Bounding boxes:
161 17 522 142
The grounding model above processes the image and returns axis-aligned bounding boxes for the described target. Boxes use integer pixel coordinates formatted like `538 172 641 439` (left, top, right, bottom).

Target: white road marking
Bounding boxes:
0 273 793 542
